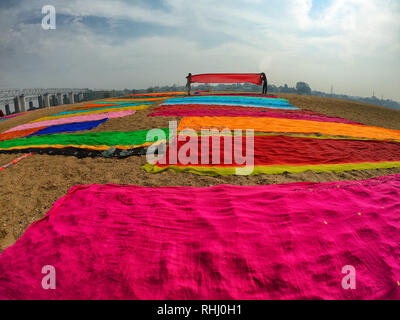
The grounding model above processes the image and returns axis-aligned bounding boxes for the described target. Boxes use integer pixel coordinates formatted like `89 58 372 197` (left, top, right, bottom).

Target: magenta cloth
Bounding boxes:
148 108 358 124
197 94 278 98
1 175 400 300
4 110 136 133
190 73 263 85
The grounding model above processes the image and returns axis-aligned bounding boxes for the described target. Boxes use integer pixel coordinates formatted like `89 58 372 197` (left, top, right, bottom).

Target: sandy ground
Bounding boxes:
1 93 400 251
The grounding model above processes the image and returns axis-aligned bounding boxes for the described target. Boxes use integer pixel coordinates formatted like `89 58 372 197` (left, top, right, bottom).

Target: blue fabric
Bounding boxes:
28 119 108 137
161 96 298 109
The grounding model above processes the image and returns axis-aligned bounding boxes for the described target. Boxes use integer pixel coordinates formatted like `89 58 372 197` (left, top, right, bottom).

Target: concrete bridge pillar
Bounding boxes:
38 95 43 108
57 93 63 105
19 94 26 112
69 92 75 104
5 104 11 115
43 94 50 108
14 96 20 113
51 95 57 106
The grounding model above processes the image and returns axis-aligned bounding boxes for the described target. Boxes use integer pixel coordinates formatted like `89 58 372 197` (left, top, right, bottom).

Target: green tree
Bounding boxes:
296 82 312 95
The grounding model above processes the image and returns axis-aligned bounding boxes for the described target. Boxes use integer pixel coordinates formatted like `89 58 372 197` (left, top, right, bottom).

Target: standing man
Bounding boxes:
261 73 268 95
186 73 192 96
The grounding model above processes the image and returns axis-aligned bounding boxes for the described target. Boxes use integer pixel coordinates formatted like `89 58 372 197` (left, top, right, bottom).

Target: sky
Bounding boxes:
0 0 399 101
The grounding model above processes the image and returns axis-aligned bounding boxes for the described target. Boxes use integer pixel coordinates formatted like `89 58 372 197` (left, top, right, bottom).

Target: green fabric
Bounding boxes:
0 129 169 149
142 161 400 176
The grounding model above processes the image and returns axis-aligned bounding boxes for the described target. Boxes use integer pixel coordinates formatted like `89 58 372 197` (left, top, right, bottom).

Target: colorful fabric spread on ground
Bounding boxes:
162 96 298 109
190 73 263 85
142 135 400 175
28 119 108 136
0 127 47 142
148 105 359 124
29 106 144 122
0 112 27 122
0 174 399 299
178 117 400 141
4 110 136 133
47 103 153 117
0 129 168 151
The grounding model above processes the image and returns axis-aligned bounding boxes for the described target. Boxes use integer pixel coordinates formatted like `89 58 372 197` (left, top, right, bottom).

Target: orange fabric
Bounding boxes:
0 127 46 142
178 117 400 141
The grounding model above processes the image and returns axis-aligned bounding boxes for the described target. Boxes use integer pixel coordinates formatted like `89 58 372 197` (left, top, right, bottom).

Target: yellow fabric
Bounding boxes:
142 161 400 176
178 117 400 141
30 105 148 123
0 142 152 151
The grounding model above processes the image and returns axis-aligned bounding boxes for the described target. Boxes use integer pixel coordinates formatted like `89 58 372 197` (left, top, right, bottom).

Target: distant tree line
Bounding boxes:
82 81 400 111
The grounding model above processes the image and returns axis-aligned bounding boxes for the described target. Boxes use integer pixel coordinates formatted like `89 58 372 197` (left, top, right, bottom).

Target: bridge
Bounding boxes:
0 88 90 115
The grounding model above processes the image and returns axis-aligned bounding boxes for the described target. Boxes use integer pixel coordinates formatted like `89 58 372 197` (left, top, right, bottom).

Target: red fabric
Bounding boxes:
190 73 263 85
155 104 331 115
157 135 400 167
0 175 400 299
149 106 359 124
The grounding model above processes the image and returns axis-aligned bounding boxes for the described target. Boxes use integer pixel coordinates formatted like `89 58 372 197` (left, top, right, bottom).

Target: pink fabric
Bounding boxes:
1 175 400 300
4 111 136 133
148 108 359 124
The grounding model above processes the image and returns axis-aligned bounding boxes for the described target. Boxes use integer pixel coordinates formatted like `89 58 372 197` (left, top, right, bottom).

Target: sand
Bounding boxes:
1 93 400 251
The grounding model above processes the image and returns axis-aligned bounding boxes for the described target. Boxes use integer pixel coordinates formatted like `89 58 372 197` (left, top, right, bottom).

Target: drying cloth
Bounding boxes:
149 106 358 124
68 102 152 111
178 117 400 141
97 98 170 103
4 110 136 133
190 73 263 85
0 113 27 122
110 95 186 100
162 97 295 109
180 96 287 103
144 135 400 175
30 106 144 123
0 127 46 142
196 93 278 98
123 92 186 97
0 174 400 299
0 153 33 172
50 103 152 117
162 101 298 110
0 128 169 151
0 146 147 159
28 119 108 136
